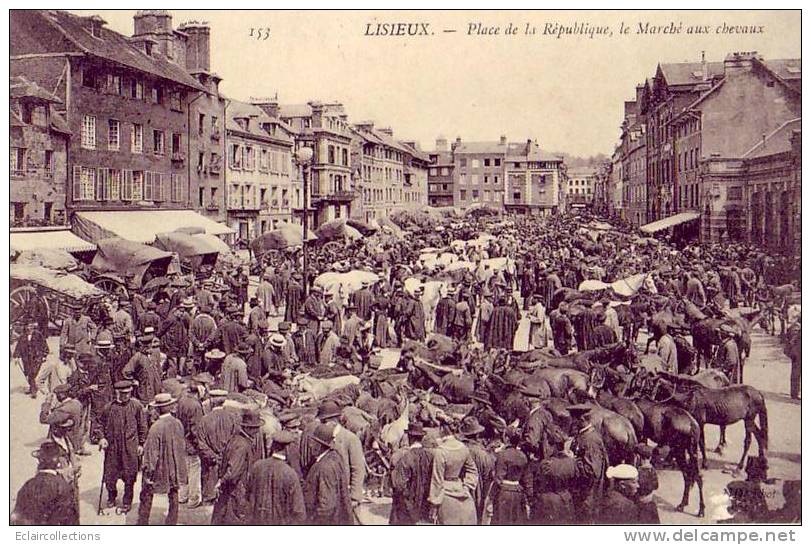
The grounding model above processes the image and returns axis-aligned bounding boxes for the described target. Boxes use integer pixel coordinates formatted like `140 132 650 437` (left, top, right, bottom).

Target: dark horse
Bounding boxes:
648 375 768 471
632 397 705 517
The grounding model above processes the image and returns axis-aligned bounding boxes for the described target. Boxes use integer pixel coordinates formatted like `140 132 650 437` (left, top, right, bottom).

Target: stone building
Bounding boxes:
503 141 564 215
279 102 354 227
426 138 455 208
565 166 597 210
225 100 295 239
10 77 71 227
452 137 507 208
10 10 206 217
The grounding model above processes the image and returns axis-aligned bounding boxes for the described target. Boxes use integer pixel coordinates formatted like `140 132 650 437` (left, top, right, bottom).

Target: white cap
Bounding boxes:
606 464 639 480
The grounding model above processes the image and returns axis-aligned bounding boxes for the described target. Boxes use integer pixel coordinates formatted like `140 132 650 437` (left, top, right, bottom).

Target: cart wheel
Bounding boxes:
94 278 129 298
10 285 48 326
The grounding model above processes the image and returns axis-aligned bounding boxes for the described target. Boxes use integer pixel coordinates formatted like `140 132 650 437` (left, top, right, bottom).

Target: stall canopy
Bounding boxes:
640 211 700 234
11 229 96 253
74 210 234 243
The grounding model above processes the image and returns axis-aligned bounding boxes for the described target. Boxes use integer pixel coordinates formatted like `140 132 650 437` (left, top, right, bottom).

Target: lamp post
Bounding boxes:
295 146 314 296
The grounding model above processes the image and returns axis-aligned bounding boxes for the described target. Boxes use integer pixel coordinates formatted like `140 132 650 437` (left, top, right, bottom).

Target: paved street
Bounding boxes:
9 323 800 525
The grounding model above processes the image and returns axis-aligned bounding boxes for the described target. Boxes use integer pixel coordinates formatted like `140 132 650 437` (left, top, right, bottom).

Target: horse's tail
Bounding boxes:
756 392 769 451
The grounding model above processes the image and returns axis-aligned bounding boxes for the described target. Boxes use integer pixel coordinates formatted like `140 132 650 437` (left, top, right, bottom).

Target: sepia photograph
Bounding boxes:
6 7 802 532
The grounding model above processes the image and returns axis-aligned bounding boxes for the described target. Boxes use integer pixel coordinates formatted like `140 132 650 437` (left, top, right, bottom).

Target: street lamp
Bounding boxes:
295 146 314 296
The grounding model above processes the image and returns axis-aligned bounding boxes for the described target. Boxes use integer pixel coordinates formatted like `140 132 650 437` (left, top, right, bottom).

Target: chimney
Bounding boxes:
309 101 324 128
435 137 448 152
178 21 211 73
379 127 393 137
724 51 758 77
83 15 107 38
499 135 507 145
133 10 172 36
251 97 280 118
701 51 708 81
525 139 533 154
355 121 374 132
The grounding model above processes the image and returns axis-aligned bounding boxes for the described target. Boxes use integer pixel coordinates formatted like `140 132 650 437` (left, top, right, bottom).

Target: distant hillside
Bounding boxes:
554 152 608 168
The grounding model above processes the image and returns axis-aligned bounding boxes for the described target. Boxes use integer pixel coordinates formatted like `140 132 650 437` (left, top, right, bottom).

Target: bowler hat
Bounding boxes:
459 416 485 437
236 342 252 355
272 430 298 446
241 410 265 428
278 321 291 332
278 411 303 429
317 400 343 421
113 380 134 391
311 422 337 448
32 441 65 463
635 443 654 459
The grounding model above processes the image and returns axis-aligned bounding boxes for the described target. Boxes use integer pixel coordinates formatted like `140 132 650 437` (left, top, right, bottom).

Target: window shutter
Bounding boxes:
144 171 153 201
95 168 105 200
110 169 121 201
73 165 82 201
122 170 132 201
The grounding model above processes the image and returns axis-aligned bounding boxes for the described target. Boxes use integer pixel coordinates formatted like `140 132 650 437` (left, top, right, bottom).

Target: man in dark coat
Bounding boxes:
523 424 576 524
549 303 575 355
491 432 529 525
351 281 375 322
157 300 192 376
458 416 496 524
389 424 435 524
302 422 354 525
434 288 457 336
292 314 318 367
13 321 49 397
122 336 162 404
303 286 327 337
245 430 306 524
11 442 79 525
211 411 263 524
284 275 304 323
99 380 147 512
569 405 608 523
486 296 518 350
192 390 239 504
402 289 426 342
138 393 188 525
175 380 205 508
213 309 248 356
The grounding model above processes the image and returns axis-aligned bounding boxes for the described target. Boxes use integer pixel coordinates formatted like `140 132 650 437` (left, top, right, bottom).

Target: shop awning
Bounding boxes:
10 229 97 253
640 211 700 234
73 210 235 244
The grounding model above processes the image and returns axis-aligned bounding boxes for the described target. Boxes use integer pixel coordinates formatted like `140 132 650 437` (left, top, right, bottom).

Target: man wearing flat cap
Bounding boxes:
99 380 147 512
11 442 79 525
211 410 264 524
568 404 608 523
595 464 643 524
138 393 187 525
245 430 306 525
193 389 239 505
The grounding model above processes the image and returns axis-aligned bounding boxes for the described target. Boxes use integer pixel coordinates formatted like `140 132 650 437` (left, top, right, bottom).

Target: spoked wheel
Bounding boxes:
10 285 50 326
93 278 129 299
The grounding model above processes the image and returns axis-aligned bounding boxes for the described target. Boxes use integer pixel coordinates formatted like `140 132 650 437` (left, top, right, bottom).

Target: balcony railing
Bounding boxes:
313 189 356 203
171 151 186 163
228 199 261 211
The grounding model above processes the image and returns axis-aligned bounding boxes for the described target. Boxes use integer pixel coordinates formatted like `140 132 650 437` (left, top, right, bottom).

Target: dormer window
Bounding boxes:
89 17 104 38
144 42 153 56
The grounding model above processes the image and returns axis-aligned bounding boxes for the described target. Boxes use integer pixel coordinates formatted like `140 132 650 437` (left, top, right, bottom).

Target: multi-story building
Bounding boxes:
620 90 647 227
639 55 726 222
10 77 71 228
10 11 206 217
609 150 624 218
669 52 801 243
224 100 295 239
452 137 506 208
279 101 354 227
400 141 430 208
426 138 455 207
503 140 564 215
565 167 597 210
350 121 412 222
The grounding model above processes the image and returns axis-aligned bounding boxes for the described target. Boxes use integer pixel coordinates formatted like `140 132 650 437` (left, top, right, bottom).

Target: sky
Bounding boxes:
71 10 800 157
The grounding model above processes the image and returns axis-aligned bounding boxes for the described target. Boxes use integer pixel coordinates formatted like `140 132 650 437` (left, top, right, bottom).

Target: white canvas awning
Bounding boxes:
10 229 96 252
74 210 234 243
640 211 700 234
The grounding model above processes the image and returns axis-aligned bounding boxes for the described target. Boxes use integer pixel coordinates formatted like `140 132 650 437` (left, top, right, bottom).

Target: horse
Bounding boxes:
527 367 590 402
649 375 769 470
631 397 705 517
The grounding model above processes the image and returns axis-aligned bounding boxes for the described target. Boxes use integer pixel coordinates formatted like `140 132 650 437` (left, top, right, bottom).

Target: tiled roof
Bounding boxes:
454 141 507 154
659 62 725 86
566 167 598 177
743 118 801 159
10 76 61 102
226 99 294 144
763 59 801 81
278 103 313 118
39 10 205 92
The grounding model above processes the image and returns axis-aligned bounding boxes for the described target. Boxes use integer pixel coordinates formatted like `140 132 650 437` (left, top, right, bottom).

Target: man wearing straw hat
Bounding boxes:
138 393 187 525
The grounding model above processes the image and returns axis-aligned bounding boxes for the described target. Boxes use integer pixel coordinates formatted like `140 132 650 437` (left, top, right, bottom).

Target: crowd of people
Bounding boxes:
10 211 801 526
